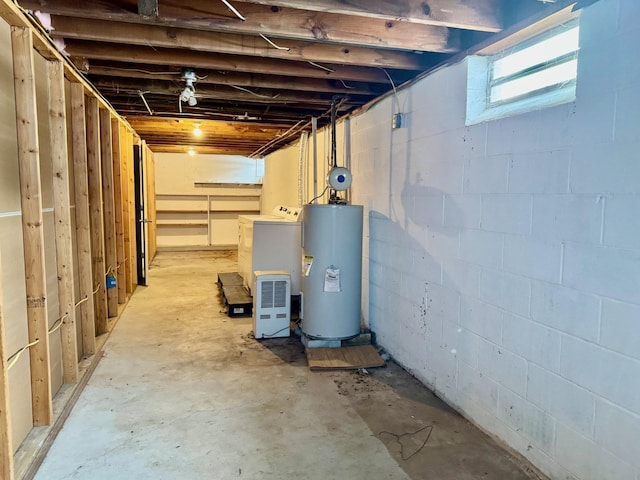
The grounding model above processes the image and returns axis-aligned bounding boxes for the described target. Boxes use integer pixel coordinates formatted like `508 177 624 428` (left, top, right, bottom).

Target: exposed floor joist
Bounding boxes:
15 0 552 156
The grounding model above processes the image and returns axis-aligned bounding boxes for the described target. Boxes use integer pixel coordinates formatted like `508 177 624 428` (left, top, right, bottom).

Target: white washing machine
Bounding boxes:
237 206 301 295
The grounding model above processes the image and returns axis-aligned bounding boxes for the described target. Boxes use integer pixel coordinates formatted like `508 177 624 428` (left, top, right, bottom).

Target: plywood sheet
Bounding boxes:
306 345 384 371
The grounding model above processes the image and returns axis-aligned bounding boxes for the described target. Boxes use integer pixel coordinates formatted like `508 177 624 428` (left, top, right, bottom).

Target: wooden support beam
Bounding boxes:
100 109 118 318
127 132 137 291
138 0 158 17
50 16 444 68
90 77 373 106
85 96 108 335
121 127 133 295
20 0 462 51
11 26 53 426
47 60 79 383
63 41 393 84
232 0 503 31
70 83 96 357
0 253 15 480
111 119 126 304
86 64 384 96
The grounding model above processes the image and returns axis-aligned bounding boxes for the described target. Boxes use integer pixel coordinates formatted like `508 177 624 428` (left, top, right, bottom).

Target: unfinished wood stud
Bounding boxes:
70 83 96 357
47 59 79 383
100 109 118 318
85 96 108 335
0 251 15 480
11 25 53 426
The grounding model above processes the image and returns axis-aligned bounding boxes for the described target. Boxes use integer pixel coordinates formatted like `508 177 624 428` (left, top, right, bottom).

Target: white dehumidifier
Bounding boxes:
253 271 291 339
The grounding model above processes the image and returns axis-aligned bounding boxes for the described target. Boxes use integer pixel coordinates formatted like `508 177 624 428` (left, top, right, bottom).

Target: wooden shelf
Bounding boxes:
194 182 262 189
157 209 208 213
156 190 261 246
156 193 261 199
157 209 260 214
157 221 208 227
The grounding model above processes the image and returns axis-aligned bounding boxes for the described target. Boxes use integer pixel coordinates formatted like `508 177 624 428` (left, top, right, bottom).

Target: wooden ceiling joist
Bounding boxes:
20 0 466 51
63 40 406 84
85 63 385 96
8 0 554 156
229 0 504 31
50 16 448 68
90 77 373 106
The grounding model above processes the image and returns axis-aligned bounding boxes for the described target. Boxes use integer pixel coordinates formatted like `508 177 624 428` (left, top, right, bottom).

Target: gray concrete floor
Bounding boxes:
35 251 543 480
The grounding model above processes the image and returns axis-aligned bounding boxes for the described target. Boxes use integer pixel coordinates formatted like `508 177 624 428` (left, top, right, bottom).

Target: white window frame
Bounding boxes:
466 19 580 125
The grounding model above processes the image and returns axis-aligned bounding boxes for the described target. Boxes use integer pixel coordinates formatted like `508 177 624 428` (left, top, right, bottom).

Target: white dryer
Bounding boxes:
237 206 301 294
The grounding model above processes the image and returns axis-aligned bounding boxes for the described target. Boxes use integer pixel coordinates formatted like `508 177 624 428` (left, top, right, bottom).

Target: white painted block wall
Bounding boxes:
346 1 640 478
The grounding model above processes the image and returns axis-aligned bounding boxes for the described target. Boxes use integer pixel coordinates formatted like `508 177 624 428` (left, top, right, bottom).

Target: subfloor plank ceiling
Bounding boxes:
17 0 557 156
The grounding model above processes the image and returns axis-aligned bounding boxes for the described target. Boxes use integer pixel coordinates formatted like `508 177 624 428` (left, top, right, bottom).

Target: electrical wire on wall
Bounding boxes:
5 307 72 371
6 339 40 371
377 67 409 125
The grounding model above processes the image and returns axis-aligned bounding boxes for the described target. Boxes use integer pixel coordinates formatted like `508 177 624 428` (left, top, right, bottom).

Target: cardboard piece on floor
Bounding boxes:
306 345 384 371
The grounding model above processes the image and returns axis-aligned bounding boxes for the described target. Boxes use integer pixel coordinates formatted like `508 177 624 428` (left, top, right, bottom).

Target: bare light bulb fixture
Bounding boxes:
193 123 202 136
187 148 196 157
180 70 198 107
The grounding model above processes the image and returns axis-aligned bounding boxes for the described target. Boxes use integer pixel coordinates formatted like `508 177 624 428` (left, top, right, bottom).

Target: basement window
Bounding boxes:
466 19 580 125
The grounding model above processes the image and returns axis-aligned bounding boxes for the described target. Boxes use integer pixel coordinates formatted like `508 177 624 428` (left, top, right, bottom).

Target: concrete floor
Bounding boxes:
35 251 543 480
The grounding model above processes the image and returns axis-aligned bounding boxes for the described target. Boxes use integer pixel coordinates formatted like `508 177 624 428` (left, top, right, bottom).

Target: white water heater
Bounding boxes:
253 271 291 339
300 204 363 340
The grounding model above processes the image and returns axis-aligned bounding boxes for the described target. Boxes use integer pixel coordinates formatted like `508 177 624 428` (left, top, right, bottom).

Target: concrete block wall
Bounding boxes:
347 0 640 478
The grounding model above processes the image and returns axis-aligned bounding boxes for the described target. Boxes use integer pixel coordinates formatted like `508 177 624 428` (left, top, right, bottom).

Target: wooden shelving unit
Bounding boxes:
156 185 261 246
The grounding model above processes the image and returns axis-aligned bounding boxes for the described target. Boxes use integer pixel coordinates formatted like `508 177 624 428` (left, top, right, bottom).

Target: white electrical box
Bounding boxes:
237 205 301 294
253 271 291 339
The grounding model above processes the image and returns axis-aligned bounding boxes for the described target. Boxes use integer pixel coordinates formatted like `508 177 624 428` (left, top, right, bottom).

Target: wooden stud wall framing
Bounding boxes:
0 2 152 470
100 109 118 318
112 120 126 304
0 252 14 480
70 83 96 357
11 25 53 426
47 60 79 383
129 134 137 288
120 125 132 294
86 96 108 335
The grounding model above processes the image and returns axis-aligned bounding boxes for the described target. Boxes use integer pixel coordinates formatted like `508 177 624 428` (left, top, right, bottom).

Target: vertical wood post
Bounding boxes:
123 130 135 294
70 83 96 357
111 120 126 304
0 252 15 480
47 60 78 383
85 96 108 335
120 126 132 295
11 25 53 426
129 134 137 289
100 109 117 318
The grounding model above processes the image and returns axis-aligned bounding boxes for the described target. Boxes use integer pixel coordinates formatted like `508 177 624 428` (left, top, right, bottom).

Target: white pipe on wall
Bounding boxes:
312 117 318 201
298 132 308 207
344 118 351 204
